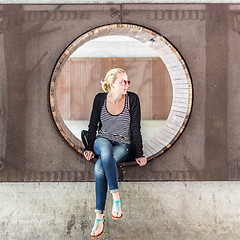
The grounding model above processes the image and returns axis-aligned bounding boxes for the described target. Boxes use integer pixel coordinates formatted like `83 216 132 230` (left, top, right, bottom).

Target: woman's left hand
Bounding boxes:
84 150 95 161
136 157 147 166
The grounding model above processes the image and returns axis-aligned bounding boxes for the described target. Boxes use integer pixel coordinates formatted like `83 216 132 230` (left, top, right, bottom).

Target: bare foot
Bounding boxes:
91 213 104 238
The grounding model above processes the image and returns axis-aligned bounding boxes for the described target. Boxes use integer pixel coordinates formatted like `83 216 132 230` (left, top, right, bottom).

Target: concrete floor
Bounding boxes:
0 181 240 240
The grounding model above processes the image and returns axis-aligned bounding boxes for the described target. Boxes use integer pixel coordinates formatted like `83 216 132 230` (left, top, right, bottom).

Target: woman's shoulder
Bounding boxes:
128 91 140 103
128 91 140 111
94 92 107 101
128 91 139 99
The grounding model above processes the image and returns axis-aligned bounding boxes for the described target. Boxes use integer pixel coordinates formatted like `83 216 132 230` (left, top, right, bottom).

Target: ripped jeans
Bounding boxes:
93 137 131 213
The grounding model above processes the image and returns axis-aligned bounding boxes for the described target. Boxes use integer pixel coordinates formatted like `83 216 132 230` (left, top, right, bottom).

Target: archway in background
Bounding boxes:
49 23 193 166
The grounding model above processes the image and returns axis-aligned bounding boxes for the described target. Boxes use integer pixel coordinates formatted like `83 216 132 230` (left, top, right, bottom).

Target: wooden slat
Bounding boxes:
172 101 188 108
143 150 151 158
168 69 186 76
171 106 188 113
171 108 188 116
165 63 181 69
171 110 188 119
161 54 179 63
171 109 188 118
171 76 187 81
173 95 190 101
155 131 172 142
162 125 178 135
172 97 189 103
173 88 189 94
168 118 184 128
158 128 175 140
161 54 179 64
147 140 162 153
172 84 189 89
172 80 189 84
170 114 185 122
150 42 166 52
170 74 187 80
166 64 184 71
153 135 169 146
146 141 159 153
143 143 156 156
173 93 189 99
166 122 181 131
154 42 169 50
150 139 166 151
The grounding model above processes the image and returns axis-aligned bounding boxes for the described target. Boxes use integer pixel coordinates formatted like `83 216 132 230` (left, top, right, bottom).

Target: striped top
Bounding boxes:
98 93 131 144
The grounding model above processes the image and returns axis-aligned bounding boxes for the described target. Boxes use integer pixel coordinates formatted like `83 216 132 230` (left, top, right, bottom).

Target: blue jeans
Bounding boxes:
93 137 131 213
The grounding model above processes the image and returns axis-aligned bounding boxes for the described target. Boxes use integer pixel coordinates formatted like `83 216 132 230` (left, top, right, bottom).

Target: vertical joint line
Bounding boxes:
120 4 123 23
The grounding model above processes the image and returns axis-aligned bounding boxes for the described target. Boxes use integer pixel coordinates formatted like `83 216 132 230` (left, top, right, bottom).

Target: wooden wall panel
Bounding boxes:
57 57 172 121
70 59 103 120
153 58 173 119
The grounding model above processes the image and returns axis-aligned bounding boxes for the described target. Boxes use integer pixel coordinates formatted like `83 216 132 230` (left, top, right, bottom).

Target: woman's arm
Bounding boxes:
86 93 102 152
130 93 147 166
129 92 144 159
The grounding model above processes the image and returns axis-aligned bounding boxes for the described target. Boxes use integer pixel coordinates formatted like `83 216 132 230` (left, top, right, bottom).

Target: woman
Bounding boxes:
84 68 147 238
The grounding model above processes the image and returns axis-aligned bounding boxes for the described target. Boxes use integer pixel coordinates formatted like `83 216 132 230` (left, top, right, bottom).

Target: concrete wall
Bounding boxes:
2 3 240 181
1 3 240 239
1 181 240 240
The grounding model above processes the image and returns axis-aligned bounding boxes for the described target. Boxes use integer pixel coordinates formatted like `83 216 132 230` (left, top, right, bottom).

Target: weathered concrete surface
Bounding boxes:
1 3 234 181
0 181 240 240
0 34 7 168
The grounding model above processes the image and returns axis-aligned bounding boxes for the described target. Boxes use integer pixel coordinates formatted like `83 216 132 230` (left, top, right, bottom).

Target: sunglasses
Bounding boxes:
119 80 131 85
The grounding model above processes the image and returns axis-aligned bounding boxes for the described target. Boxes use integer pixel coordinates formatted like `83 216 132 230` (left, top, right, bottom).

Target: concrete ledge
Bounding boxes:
0 181 240 240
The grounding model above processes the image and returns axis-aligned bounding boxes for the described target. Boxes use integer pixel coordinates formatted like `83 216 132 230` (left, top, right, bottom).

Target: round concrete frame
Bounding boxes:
49 23 192 165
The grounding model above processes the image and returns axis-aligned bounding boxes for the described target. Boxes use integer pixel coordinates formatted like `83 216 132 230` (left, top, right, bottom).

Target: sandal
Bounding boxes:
91 218 105 239
112 200 123 219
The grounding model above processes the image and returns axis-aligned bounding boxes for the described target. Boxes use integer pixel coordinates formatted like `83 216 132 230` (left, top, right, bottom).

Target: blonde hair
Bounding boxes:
101 68 126 92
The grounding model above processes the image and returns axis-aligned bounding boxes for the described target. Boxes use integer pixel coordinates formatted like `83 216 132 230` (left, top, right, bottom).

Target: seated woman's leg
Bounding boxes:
94 158 108 213
91 158 106 238
113 142 131 165
94 138 131 220
111 142 132 218
94 137 119 192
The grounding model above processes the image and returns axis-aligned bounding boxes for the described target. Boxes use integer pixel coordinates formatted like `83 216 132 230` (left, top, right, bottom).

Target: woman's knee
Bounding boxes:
94 137 113 159
114 144 131 164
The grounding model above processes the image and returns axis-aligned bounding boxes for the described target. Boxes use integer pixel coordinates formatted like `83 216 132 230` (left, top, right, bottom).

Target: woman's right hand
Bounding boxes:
84 150 95 161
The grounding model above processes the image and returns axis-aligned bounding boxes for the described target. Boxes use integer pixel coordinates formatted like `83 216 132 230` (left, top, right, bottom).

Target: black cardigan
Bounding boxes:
87 91 144 159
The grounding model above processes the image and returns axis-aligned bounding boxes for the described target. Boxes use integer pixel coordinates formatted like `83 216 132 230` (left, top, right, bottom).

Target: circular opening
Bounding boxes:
49 23 192 165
